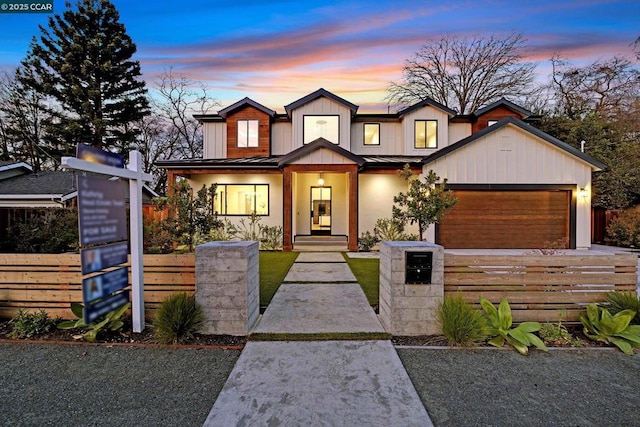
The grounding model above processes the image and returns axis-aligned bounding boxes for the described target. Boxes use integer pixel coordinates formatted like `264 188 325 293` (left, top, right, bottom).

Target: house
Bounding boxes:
0 165 158 241
156 89 604 251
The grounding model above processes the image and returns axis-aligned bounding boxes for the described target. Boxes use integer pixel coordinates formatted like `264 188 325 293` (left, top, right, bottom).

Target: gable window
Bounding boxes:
237 119 259 147
214 184 269 215
303 115 339 144
415 120 437 149
488 120 498 126
364 123 380 145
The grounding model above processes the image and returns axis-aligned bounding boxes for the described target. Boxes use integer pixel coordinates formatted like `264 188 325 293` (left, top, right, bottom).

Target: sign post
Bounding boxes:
63 147 152 333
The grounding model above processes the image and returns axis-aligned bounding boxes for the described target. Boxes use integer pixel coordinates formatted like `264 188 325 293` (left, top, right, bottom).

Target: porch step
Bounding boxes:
293 236 349 252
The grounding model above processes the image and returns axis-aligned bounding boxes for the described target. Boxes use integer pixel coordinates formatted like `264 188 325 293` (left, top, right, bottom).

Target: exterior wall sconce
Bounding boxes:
318 173 324 186
579 187 588 198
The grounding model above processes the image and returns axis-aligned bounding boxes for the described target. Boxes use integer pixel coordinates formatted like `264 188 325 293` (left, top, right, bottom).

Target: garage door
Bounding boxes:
437 190 570 249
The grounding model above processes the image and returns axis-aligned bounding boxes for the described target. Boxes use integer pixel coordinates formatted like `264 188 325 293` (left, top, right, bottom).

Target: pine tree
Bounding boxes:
18 0 148 155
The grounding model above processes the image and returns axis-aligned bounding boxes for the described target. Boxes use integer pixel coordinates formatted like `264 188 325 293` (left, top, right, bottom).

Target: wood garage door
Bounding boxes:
437 190 570 249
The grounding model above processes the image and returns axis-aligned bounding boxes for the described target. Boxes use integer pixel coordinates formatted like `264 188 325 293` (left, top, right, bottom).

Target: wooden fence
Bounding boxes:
444 253 638 322
0 253 195 320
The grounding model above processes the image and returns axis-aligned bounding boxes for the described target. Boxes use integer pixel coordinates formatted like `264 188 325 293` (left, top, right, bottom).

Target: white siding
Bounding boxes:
291 98 351 151
203 122 226 159
290 148 357 165
350 122 403 155
448 123 471 145
188 174 283 229
402 106 450 155
271 122 292 155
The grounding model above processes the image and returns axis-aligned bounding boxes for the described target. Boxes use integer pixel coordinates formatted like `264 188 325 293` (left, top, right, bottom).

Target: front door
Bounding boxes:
310 186 331 235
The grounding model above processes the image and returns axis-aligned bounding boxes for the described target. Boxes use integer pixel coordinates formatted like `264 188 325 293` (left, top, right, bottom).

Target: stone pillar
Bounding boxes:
195 241 259 336
379 241 444 336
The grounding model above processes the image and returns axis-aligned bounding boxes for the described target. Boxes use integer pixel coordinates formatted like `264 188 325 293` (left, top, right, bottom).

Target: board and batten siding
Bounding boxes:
448 123 472 145
288 148 358 165
202 122 227 159
350 121 403 155
401 106 451 155
291 98 352 151
271 121 293 155
425 125 594 249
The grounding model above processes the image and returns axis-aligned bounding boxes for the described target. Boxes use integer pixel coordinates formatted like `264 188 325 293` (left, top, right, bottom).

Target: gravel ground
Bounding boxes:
397 348 640 427
0 343 240 426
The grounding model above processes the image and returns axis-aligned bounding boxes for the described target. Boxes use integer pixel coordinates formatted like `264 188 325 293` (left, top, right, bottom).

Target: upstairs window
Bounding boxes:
415 120 437 149
363 123 380 145
237 119 259 147
487 120 498 126
303 115 339 144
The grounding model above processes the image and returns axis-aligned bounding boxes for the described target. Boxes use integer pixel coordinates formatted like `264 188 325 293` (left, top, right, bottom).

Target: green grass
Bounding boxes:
259 251 298 306
342 254 379 306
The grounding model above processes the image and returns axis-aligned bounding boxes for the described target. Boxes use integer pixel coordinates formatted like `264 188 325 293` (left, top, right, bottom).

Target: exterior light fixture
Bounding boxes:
579 187 588 198
318 173 324 186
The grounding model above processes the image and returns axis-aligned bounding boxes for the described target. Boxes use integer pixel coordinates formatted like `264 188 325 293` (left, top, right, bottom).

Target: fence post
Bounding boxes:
195 241 259 335
379 241 444 336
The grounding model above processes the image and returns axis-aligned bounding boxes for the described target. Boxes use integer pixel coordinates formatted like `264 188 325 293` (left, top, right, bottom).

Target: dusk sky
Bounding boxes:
1 0 638 112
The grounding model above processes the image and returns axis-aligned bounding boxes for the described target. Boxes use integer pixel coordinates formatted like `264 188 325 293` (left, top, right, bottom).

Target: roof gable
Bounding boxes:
284 88 359 116
277 138 365 167
423 116 605 171
218 97 276 118
398 98 457 117
473 98 532 118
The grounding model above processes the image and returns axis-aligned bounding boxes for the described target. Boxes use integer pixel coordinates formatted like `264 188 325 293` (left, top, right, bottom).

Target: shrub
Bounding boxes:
260 225 283 250
538 322 583 347
606 210 640 247
144 220 175 254
580 303 640 355
437 295 487 346
374 217 406 241
9 309 59 339
480 297 548 355
358 231 379 251
4 208 79 253
603 291 640 325
153 293 205 344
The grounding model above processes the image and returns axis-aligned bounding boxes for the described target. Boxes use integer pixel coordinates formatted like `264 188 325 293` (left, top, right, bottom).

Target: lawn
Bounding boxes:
342 254 379 306
259 251 298 306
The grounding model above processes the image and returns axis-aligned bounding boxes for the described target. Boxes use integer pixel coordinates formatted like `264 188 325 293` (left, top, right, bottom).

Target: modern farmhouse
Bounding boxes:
156 88 604 251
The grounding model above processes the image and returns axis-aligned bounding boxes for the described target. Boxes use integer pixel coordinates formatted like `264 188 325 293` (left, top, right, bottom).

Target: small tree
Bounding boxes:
392 164 457 240
153 180 221 252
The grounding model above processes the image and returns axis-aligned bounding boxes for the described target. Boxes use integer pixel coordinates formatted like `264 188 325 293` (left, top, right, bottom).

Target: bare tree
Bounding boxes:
388 33 536 114
550 55 640 119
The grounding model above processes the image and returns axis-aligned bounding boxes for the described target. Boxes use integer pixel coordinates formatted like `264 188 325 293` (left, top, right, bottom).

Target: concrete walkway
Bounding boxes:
204 252 432 426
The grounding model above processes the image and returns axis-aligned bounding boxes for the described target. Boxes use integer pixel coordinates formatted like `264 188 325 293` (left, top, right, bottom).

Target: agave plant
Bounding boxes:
480 297 548 355
580 303 640 355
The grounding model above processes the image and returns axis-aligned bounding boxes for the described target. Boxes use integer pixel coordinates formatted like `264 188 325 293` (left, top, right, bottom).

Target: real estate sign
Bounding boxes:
77 176 127 246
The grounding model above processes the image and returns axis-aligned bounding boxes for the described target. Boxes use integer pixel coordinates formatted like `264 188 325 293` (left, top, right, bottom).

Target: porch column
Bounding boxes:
283 167 293 251
348 166 358 252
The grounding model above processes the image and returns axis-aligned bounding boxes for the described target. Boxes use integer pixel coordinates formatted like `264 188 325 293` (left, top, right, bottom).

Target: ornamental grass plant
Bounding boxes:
153 293 205 344
603 291 640 325
437 294 487 346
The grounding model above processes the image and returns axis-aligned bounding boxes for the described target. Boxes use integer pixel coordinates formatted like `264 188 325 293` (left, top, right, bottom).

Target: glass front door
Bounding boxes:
310 186 331 235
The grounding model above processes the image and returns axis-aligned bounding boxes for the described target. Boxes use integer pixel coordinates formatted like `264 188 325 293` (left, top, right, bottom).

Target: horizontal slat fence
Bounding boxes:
444 254 638 322
0 253 195 320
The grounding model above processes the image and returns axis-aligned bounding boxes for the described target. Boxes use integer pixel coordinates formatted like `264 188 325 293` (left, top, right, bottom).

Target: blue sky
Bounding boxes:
0 0 638 112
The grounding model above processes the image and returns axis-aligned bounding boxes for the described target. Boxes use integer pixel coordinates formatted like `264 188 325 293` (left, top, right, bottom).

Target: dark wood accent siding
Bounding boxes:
437 190 570 249
226 106 271 158
472 106 526 133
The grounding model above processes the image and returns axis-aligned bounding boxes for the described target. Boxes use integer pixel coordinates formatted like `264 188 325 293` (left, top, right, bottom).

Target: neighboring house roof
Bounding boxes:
284 88 359 116
0 161 33 181
397 98 457 117
423 116 606 171
277 138 366 167
217 97 277 118
0 170 158 202
472 98 533 118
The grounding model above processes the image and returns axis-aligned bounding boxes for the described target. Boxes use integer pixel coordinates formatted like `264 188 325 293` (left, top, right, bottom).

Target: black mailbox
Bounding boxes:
405 252 433 284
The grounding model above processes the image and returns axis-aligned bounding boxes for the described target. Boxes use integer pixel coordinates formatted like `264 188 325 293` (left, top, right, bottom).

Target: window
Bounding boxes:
487 120 498 126
414 120 437 149
214 184 269 215
303 115 339 144
363 123 380 145
237 120 259 147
